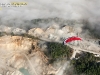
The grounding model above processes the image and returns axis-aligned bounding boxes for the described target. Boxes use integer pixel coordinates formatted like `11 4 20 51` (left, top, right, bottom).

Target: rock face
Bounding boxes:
27 25 77 42
13 28 26 34
0 25 26 34
28 28 44 37
0 36 33 51
0 36 56 75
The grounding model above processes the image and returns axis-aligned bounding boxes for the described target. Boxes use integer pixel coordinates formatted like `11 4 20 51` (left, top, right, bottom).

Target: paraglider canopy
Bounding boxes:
64 36 82 45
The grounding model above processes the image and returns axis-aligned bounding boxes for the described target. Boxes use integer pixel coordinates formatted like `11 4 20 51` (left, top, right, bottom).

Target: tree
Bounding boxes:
71 52 100 75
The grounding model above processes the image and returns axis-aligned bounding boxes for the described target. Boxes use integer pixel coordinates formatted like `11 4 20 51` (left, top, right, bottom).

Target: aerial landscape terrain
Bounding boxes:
0 0 100 75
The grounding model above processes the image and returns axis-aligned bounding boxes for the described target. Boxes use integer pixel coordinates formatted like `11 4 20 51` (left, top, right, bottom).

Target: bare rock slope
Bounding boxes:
0 36 56 75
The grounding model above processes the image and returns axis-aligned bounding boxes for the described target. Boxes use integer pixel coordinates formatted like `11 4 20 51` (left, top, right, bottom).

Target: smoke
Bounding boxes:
0 0 100 33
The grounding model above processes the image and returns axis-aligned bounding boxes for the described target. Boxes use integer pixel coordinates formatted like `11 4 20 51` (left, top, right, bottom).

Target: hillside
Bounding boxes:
0 24 99 75
0 36 58 75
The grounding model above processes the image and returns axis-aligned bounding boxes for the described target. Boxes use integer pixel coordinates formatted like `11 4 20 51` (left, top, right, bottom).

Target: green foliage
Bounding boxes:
71 52 100 75
47 42 73 60
0 32 8 37
10 32 14 36
10 32 39 40
20 33 39 39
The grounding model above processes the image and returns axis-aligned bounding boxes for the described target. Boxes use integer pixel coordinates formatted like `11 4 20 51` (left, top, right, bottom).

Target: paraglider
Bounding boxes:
63 36 82 45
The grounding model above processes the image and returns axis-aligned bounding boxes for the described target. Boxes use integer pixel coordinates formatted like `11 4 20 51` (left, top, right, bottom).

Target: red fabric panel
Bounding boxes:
64 36 82 43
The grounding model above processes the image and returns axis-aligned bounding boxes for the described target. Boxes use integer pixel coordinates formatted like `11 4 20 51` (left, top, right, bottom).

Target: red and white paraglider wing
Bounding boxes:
64 36 82 45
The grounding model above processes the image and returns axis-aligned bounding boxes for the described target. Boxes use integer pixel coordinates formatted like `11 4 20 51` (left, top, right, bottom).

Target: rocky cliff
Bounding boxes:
0 36 56 75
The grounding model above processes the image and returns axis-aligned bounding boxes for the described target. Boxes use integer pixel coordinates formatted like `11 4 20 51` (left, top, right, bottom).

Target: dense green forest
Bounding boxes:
71 52 100 75
46 42 73 60
46 42 100 75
